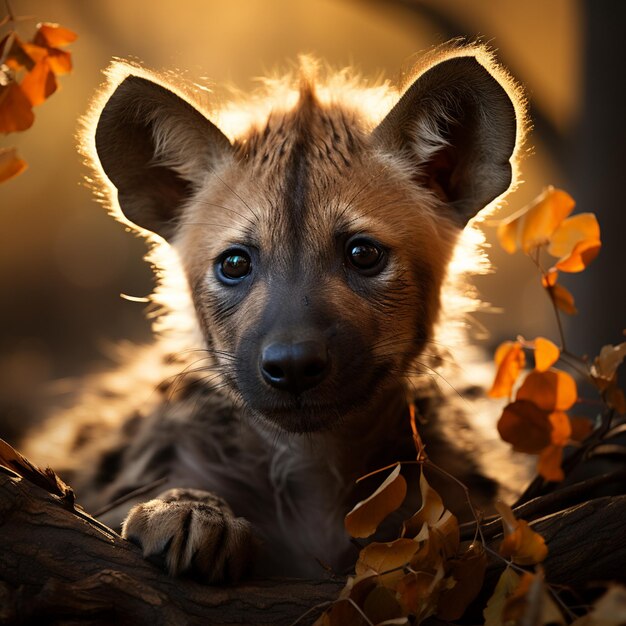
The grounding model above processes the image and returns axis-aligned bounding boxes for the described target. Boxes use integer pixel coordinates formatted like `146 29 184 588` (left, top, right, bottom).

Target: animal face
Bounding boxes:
92 51 520 433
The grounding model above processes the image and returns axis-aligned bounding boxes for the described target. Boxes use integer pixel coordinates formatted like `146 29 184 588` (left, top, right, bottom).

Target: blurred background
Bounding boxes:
1 0 624 441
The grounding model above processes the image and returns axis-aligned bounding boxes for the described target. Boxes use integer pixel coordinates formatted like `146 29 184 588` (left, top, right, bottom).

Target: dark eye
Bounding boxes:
346 237 386 274
216 249 252 283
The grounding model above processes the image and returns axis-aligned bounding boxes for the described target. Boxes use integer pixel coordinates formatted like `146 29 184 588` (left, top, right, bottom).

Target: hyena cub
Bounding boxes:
26 47 523 581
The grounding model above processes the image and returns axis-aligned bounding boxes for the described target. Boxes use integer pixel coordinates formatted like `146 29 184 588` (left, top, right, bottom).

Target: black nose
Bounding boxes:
261 340 329 394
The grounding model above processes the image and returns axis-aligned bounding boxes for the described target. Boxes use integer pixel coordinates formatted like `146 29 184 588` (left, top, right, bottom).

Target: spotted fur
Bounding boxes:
24 46 528 580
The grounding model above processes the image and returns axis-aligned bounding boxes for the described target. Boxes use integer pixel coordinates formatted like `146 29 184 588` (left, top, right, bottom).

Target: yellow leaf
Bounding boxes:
345 464 407 538
484 567 521 626
0 146 27 182
516 370 577 411
533 337 560 372
496 502 548 565
488 341 526 398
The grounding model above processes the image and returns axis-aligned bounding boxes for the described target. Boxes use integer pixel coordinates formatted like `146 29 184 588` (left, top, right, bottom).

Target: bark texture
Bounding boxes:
1 467 625 625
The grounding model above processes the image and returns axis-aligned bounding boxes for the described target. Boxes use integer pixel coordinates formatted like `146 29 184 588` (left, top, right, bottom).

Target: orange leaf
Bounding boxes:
548 212 601 273
345 464 407 538
541 268 559 288
496 502 548 565
516 370 577 411
497 186 575 254
552 283 578 315
548 411 572 446
0 83 35 132
33 23 78 48
533 337 560 372
2 34 38 71
537 444 565 482
45 48 73 75
555 238 601 273
497 400 552 453
488 341 526 398
20 59 58 106
0 146 27 182
548 212 600 256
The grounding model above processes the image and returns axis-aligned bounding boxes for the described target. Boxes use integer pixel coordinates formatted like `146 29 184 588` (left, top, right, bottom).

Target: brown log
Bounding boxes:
1 467 626 625
0 469 342 625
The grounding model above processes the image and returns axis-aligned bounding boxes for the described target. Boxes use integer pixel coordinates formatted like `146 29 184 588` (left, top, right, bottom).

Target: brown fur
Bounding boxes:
24 47 529 581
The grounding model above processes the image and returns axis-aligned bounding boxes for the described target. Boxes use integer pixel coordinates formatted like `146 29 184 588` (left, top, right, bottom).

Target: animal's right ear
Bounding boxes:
95 74 232 240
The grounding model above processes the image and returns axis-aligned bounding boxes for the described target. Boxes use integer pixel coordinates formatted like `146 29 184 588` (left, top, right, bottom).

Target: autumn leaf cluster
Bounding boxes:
0 14 76 183
490 187 625 481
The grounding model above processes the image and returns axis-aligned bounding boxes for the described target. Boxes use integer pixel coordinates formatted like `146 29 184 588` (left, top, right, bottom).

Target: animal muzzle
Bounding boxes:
260 338 330 394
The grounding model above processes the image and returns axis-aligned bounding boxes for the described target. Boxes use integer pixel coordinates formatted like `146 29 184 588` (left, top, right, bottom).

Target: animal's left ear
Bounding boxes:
373 55 518 224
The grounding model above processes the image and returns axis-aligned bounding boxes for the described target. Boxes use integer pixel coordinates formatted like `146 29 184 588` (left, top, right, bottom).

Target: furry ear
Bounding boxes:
95 75 232 239
374 55 517 224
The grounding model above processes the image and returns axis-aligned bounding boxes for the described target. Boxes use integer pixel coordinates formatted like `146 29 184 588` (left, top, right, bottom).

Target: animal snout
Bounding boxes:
260 339 330 394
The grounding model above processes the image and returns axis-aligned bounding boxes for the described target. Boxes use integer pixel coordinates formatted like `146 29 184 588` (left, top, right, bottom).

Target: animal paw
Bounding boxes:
122 488 255 583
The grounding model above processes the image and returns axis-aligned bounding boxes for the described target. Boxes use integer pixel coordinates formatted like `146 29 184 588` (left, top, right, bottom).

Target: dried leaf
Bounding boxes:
537 444 565 482
436 542 487 621
484 567 521 626
355 539 420 587
362 585 405 625
489 341 526 398
20 58 57 106
533 337 560 372
592 343 626 382
396 565 446 623
345 463 407 538
0 82 35 132
502 570 565 625
496 502 548 565
497 186 575 254
402 469 444 537
34 22 78 48
497 400 552 453
516 370 577 412
0 146 27 182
